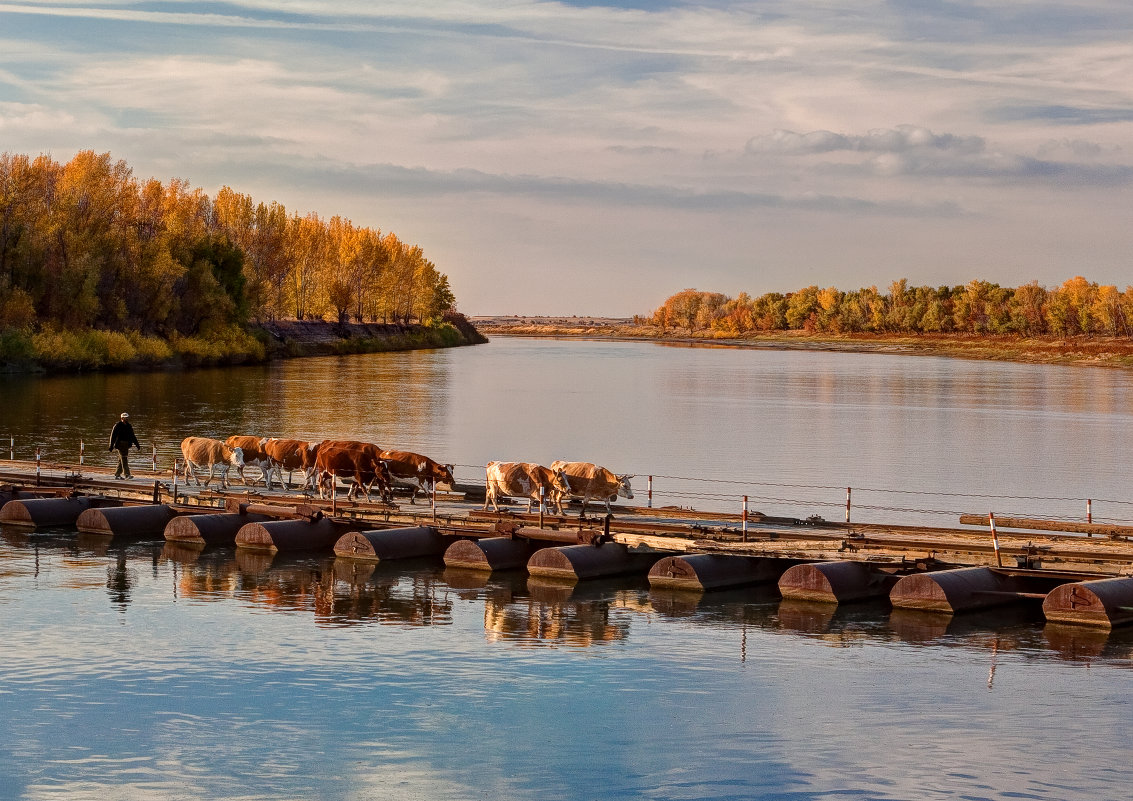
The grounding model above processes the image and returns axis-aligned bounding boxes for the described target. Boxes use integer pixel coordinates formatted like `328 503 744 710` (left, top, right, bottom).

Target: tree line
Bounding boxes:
0 150 456 338
645 278 1133 338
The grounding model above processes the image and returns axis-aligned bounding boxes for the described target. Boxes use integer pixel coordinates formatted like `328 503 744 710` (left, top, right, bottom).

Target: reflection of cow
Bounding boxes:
483 462 572 515
263 438 320 490
314 441 392 502
550 461 634 513
379 450 455 503
226 435 282 490
180 437 245 489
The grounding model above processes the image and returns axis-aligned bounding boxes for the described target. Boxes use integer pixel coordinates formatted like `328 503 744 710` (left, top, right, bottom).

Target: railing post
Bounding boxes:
539 485 545 529
1087 498 1093 528
9 435 13 461
647 475 653 508
152 443 157 474
173 458 179 505
989 512 1002 567
80 438 85 465
431 481 437 521
742 495 748 543
845 487 851 523
35 446 41 484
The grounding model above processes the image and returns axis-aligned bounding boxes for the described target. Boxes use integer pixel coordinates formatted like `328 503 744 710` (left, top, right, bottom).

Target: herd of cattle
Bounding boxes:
178 436 635 513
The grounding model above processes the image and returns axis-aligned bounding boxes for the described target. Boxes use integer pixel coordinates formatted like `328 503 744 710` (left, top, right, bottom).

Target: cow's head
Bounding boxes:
441 463 456 486
616 474 635 500
229 446 245 467
550 467 573 496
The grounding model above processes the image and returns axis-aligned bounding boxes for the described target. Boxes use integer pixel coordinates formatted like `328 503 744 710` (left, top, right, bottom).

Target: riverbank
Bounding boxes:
0 314 488 373
471 316 1133 368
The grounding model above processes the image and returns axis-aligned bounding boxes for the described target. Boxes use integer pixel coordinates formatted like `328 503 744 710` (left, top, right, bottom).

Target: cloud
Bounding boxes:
1036 138 1119 158
272 159 963 217
746 125 985 156
989 104 1133 125
860 151 1133 186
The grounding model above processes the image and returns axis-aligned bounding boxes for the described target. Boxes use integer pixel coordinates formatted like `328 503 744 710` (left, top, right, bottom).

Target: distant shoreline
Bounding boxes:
469 317 1133 369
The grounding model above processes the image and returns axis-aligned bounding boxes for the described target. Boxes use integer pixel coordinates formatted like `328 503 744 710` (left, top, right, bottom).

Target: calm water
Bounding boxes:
2 338 1133 800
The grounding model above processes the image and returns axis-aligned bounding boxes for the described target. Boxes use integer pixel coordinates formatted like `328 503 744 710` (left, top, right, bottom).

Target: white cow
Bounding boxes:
180 437 245 490
483 461 572 515
550 461 634 514
226 435 283 490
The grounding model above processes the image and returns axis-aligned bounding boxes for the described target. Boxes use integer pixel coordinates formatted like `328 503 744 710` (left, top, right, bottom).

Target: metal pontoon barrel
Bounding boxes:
0 496 109 528
778 561 898 603
526 543 656 580
443 537 534 571
235 518 344 552
648 554 785 591
1042 577 1133 629
76 504 179 537
333 526 446 562
165 513 272 546
889 567 1030 613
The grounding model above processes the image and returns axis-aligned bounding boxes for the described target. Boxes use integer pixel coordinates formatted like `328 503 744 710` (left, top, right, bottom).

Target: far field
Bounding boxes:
470 316 1133 369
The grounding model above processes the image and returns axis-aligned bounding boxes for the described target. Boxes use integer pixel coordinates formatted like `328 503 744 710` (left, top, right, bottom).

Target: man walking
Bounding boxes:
109 412 141 479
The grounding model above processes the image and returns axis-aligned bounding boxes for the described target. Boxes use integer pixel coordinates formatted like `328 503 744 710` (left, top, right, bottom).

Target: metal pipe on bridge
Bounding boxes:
76 504 180 538
527 543 660 581
333 527 448 562
648 554 788 592
443 537 535 571
235 518 347 553
778 561 900 604
165 512 273 547
1043 577 1133 629
889 567 1049 614
0 496 118 529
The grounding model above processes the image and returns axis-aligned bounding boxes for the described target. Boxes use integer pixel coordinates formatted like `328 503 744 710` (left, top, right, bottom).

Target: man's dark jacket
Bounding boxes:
109 421 140 452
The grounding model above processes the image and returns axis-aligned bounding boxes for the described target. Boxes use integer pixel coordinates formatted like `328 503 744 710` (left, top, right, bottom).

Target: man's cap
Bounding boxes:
120 413 129 419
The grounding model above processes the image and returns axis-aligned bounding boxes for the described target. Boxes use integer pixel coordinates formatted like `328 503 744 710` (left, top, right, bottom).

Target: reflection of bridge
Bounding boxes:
6 526 1133 662
6 459 1133 635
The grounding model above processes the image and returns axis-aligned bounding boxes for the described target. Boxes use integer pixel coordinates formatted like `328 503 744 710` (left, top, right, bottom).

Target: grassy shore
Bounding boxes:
471 316 1133 369
0 315 488 373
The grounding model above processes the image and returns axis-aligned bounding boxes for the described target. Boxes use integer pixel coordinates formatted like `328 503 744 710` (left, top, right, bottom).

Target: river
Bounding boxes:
1 338 1131 800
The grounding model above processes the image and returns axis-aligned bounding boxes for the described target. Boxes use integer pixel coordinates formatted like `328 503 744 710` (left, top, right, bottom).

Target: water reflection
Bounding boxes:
5 339 1133 528
484 577 644 647
0 349 457 471
7 534 1133 666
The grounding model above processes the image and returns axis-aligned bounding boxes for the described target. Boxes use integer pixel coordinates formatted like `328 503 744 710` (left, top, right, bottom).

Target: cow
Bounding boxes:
180 437 245 490
263 438 321 491
550 461 634 514
314 440 393 502
379 449 455 504
226 435 283 490
483 461 573 515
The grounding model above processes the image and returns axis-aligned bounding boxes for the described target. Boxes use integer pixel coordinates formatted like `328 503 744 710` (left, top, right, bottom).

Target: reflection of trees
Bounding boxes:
484 578 644 647
0 351 454 475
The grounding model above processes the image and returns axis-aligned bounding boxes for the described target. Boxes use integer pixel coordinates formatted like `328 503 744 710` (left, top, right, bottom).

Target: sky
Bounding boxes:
1 1 1131 316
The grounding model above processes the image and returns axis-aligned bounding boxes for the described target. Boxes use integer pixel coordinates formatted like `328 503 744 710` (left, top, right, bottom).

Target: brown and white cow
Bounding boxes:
379 450 455 504
263 438 321 491
483 461 572 515
226 435 282 490
314 440 392 502
550 461 634 514
180 437 245 490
